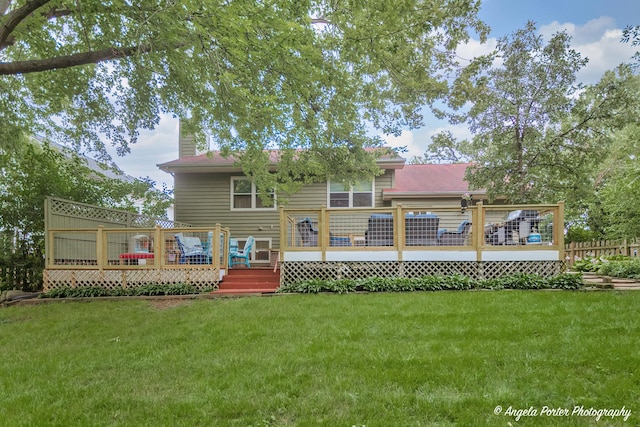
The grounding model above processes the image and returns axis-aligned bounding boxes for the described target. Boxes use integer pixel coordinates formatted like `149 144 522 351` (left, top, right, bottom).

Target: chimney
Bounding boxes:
178 119 197 158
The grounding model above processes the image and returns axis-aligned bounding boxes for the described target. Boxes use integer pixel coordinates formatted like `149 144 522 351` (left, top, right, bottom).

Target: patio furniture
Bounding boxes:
438 220 471 246
405 213 440 246
297 218 352 247
174 233 210 264
297 218 319 246
227 238 239 266
505 210 539 243
119 252 154 265
229 236 254 268
365 214 394 246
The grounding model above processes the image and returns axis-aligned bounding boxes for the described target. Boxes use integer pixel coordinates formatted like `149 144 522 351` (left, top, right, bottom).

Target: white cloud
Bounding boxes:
539 17 636 84
455 37 497 63
381 130 422 160
107 114 179 189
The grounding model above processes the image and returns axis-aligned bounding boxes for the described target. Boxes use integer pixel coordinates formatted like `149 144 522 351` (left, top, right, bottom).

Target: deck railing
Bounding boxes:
46 225 230 270
279 202 564 262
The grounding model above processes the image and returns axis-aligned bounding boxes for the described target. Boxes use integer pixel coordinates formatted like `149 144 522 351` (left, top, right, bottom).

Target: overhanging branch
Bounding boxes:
0 0 51 47
0 44 154 75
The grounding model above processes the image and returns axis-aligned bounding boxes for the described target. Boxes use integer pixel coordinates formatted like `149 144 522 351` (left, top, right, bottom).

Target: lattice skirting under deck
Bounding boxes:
43 269 220 292
280 261 565 285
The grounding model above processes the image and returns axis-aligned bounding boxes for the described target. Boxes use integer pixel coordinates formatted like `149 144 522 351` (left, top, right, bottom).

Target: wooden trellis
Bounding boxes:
280 260 565 285
43 268 220 292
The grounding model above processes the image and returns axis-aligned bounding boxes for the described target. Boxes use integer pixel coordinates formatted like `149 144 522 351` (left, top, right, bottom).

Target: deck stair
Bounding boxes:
213 267 280 295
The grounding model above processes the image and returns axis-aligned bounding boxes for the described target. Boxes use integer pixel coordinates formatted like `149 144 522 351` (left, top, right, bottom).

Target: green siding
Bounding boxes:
173 169 396 249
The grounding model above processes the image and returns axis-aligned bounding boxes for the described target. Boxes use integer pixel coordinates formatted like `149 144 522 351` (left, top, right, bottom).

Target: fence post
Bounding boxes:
279 206 286 255
396 204 404 261
556 201 565 262
213 224 221 270
320 206 327 261
96 226 104 270
568 242 575 268
154 226 162 269
475 201 484 262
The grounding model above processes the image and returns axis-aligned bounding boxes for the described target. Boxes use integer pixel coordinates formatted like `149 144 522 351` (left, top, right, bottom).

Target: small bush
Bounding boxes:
40 283 207 298
277 273 583 294
545 273 583 290
597 258 640 279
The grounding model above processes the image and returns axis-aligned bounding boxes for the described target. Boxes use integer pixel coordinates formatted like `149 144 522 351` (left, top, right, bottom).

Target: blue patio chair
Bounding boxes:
175 233 210 264
229 236 254 268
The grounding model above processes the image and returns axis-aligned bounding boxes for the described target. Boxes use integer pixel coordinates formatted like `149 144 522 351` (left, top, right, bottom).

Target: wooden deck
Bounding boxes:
43 201 567 291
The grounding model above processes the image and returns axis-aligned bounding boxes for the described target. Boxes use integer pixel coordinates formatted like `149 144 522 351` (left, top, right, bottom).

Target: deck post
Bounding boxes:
214 224 222 269
396 204 404 261
96 226 105 271
475 201 484 262
279 206 287 260
320 206 327 261
154 226 162 269
556 201 565 261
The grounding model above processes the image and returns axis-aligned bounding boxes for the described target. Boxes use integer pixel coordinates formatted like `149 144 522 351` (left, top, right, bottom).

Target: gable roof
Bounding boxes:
157 149 406 174
383 163 485 200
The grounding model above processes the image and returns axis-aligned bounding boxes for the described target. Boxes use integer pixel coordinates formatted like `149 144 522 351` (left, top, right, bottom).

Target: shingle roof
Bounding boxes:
157 149 405 172
383 163 484 199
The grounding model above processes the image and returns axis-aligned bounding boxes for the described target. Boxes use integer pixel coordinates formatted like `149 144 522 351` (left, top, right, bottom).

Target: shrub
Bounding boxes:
277 273 583 294
597 259 640 279
40 283 208 298
545 273 583 290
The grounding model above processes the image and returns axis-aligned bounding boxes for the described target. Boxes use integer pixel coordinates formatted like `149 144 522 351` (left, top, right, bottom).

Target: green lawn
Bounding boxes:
1 291 639 426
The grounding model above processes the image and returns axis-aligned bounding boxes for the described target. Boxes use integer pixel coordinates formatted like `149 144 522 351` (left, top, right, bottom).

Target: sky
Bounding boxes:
106 0 640 190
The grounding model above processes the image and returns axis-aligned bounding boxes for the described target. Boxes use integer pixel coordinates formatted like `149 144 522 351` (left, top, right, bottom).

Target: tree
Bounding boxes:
440 21 633 207
0 136 173 290
622 24 640 68
587 68 640 238
0 0 488 195
412 130 471 164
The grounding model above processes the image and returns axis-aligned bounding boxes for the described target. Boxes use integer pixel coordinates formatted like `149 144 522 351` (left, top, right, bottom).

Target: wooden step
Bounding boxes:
212 289 277 296
216 267 280 293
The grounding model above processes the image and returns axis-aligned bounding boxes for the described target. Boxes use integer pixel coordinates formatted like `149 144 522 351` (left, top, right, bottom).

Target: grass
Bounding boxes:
1 291 639 426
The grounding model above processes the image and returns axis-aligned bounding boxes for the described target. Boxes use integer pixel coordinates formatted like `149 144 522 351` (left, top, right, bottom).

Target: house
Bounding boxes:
157 124 487 265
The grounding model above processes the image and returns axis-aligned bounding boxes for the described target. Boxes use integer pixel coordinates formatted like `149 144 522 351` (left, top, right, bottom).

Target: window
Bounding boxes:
231 178 276 210
328 179 374 208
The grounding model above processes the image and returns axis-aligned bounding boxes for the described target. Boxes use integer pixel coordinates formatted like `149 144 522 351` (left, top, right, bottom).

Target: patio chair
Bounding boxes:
297 218 318 247
438 220 471 246
229 236 254 268
175 233 210 264
365 214 394 246
297 218 352 247
405 213 440 246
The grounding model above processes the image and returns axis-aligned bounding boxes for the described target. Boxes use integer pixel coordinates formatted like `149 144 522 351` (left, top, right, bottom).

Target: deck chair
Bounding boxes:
229 236 254 268
365 214 394 246
405 214 440 246
297 218 352 247
175 233 210 264
297 218 318 247
438 221 472 246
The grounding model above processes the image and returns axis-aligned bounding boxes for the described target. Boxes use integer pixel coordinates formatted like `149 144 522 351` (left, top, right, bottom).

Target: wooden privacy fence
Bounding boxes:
45 196 190 230
565 239 640 268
